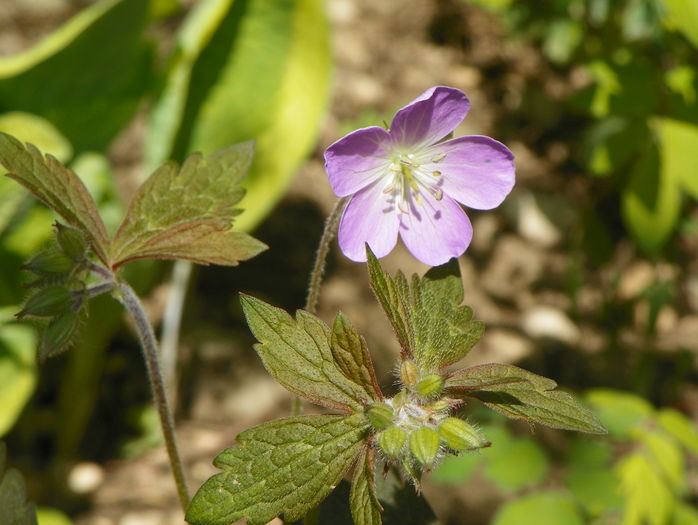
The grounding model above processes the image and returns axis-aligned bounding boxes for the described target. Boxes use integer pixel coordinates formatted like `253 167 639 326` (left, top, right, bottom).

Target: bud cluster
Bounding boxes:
366 359 489 484
17 222 91 360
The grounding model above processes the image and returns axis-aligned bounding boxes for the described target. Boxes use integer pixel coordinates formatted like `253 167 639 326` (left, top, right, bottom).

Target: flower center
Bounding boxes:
383 150 446 214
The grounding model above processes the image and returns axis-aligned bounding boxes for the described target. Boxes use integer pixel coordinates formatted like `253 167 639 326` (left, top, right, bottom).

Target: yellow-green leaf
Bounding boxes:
350 447 382 525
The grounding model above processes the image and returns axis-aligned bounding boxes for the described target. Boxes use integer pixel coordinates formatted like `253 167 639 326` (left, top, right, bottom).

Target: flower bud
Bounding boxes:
17 286 72 319
400 360 419 387
366 402 394 430
438 418 487 451
22 248 72 276
424 399 451 414
40 311 80 361
415 374 444 399
409 426 440 467
55 222 87 260
378 426 407 458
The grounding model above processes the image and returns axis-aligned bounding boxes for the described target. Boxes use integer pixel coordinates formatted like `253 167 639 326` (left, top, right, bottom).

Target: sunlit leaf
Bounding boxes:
484 437 549 491
240 295 377 412
663 0 698 47
147 0 330 232
621 136 681 255
0 133 111 265
638 430 685 490
110 141 266 268
0 310 37 437
0 0 152 153
186 414 368 525
657 408 698 455
493 492 584 525
657 118 698 200
446 364 606 433
617 452 673 525
585 389 653 438
366 247 484 371
565 467 623 516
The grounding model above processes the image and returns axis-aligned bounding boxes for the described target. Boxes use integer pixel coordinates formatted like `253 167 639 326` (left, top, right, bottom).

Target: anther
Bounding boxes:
431 152 447 163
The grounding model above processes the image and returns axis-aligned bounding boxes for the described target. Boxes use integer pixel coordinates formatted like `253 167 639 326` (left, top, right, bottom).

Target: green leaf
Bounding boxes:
35 508 73 525
0 311 37 437
672 504 698 525
366 247 484 371
432 451 482 484
621 132 681 255
147 0 331 232
350 447 382 525
240 295 377 412
663 0 698 47
445 364 607 434
110 141 266 268
585 389 653 438
657 408 698 455
0 442 38 525
483 437 550 491
492 492 584 525
0 0 152 153
185 413 368 525
0 133 111 265
565 467 623 516
331 314 382 403
616 452 674 525
657 118 698 200
639 430 685 490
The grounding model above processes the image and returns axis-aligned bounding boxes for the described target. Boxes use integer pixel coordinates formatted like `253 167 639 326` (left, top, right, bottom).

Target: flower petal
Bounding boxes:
390 86 470 148
398 191 472 266
324 126 392 197
338 181 400 262
426 135 515 210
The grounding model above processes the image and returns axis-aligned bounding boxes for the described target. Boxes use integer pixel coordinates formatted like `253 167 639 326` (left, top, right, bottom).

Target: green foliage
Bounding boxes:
484 436 550 491
240 295 376 412
146 0 331 232
350 448 382 525
0 132 111 265
185 414 369 525
110 141 266 268
0 442 37 525
445 363 606 433
663 0 698 47
0 0 152 153
0 310 37 437
366 247 484 371
586 388 653 438
493 492 584 525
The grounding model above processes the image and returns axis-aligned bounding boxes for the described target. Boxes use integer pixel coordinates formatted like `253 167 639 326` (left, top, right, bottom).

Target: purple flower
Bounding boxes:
324 86 515 266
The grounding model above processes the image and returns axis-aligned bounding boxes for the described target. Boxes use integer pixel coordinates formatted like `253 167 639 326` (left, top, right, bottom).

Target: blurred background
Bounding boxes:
0 0 697 524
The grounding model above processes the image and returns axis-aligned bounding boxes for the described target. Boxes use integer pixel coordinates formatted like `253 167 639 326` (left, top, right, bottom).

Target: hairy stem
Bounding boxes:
304 197 347 315
116 281 190 511
293 197 347 418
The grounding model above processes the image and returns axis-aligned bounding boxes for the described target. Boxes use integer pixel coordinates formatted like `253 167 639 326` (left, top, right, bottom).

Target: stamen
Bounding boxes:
383 183 395 194
398 200 410 215
430 187 443 201
431 152 447 163
432 170 442 177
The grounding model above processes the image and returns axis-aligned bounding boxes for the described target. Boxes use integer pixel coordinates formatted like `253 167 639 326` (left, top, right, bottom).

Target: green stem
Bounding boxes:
116 280 190 511
293 197 347 418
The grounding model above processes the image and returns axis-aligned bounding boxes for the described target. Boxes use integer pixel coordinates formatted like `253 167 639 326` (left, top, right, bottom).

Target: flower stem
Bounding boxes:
292 197 347 417
116 280 190 511
304 197 347 315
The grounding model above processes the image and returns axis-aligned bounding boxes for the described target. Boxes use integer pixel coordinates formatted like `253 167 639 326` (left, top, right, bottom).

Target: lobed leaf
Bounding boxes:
366 247 483 371
240 295 377 412
331 314 383 402
446 364 606 434
0 442 37 525
185 414 369 525
0 132 110 265
110 141 266 267
350 446 382 525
